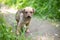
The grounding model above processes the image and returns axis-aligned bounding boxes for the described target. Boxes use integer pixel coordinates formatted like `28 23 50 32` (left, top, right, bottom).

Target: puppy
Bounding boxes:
15 7 35 35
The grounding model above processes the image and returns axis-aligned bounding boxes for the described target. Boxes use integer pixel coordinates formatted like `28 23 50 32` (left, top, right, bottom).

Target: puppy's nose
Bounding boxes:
27 16 31 18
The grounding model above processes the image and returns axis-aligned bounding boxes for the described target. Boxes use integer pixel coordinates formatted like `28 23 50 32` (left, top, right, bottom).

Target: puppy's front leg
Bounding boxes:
16 21 20 35
16 21 23 35
26 23 30 33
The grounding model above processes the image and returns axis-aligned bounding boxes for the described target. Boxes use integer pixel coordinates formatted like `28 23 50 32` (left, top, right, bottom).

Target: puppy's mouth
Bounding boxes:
27 16 31 18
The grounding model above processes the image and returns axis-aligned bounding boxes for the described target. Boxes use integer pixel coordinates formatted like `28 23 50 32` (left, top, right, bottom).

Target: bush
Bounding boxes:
0 0 60 20
1 0 60 21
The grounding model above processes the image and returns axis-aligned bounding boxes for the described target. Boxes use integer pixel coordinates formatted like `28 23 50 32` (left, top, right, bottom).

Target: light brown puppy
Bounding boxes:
15 7 35 34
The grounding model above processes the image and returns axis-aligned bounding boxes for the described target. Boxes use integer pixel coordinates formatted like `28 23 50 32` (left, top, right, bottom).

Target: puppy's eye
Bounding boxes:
25 12 28 14
30 12 33 13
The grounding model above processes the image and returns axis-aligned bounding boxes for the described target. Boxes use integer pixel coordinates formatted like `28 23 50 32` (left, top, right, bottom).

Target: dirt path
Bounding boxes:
29 18 60 40
3 13 60 40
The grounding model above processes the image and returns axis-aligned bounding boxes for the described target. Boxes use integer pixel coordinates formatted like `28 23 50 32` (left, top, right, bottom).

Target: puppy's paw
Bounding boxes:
26 29 30 33
16 31 19 35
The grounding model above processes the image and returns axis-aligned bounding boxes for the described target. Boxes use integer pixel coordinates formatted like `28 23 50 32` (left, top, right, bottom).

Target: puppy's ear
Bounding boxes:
21 9 25 13
17 9 25 13
33 8 35 13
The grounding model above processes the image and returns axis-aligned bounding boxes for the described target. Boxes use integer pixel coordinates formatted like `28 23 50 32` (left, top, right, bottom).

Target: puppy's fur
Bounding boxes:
15 7 35 34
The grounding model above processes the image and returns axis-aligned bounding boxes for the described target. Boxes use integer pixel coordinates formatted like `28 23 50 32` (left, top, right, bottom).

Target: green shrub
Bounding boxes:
1 0 60 21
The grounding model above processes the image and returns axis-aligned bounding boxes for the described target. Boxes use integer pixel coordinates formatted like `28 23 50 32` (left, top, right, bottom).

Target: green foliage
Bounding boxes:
0 13 16 40
0 13 31 40
1 0 60 21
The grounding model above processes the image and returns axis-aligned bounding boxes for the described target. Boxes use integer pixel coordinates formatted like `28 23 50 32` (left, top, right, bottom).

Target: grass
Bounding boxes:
0 12 31 40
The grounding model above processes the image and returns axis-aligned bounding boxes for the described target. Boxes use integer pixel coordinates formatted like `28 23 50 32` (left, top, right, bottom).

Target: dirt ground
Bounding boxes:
3 13 60 40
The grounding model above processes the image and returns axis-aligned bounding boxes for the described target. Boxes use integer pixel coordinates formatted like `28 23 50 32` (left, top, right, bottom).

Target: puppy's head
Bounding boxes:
22 7 35 18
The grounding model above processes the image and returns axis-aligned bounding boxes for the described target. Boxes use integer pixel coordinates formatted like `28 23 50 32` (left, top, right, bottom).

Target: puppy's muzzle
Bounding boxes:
27 16 31 18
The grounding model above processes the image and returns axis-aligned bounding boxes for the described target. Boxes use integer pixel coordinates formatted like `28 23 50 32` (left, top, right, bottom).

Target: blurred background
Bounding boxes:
0 0 60 40
0 0 60 20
